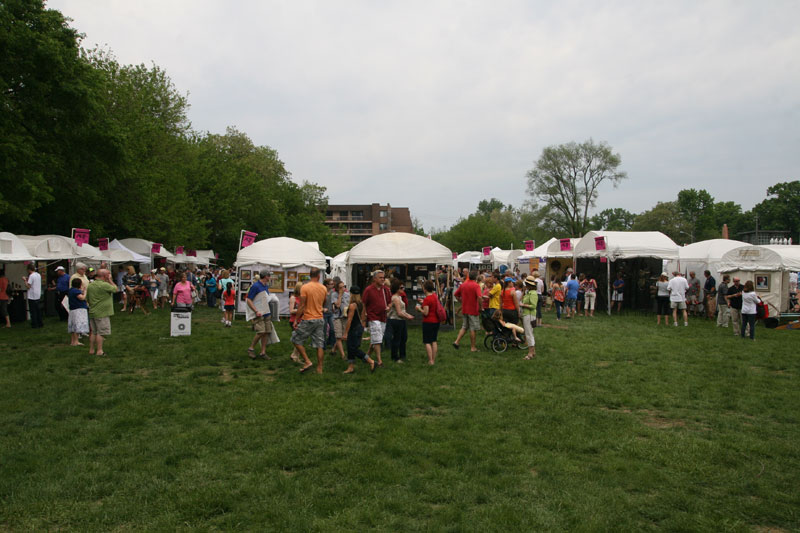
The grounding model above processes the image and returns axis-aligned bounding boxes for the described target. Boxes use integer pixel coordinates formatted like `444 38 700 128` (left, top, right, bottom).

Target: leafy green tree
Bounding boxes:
752 181 800 242
476 198 509 217
589 208 636 231
632 201 693 244
433 213 515 253
675 189 717 241
526 139 627 236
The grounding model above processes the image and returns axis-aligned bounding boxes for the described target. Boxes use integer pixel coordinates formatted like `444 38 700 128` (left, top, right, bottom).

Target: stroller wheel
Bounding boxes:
492 337 508 353
484 333 494 350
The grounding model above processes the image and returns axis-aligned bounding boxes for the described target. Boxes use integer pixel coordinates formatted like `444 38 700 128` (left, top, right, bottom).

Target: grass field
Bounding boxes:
1 305 798 531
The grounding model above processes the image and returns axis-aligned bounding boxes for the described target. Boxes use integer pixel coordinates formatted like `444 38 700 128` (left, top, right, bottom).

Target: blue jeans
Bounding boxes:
323 312 336 348
28 299 43 328
554 300 563 319
741 313 756 339
346 323 368 363
388 318 408 361
207 291 216 307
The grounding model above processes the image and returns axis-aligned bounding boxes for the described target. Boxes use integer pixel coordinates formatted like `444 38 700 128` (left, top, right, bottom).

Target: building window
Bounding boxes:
379 223 388 230
379 210 388 218
351 210 364 220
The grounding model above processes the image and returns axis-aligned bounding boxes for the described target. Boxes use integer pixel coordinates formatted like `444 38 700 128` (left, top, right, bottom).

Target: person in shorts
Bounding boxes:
362 270 391 367
246 270 274 360
452 270 482 352
291 268 328 374
86 269 117 356
667 271 690 327
612 272 625 313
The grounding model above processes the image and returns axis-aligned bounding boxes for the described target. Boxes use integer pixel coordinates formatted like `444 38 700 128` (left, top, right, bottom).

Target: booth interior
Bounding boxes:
351 262 444 324
576 257 662 312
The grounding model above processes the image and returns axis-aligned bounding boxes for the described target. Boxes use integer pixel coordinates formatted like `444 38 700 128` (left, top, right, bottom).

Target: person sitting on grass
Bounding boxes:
491 309 524 343
341 286 377 374
67 277 89 346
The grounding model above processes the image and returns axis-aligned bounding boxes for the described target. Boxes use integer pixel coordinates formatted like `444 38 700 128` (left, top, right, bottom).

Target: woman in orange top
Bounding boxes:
500 278 520 325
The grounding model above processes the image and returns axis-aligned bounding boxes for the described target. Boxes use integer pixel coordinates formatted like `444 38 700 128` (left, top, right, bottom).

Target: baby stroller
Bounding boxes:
480 314 525 353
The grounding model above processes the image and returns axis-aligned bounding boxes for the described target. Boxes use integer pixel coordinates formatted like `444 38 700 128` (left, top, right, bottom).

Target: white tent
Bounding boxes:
574 231 679 260
235 237 328 315
195 250 216 264
452 251 483 269
0 232 39 262
346 233 453 289
665 239 749 282
330 251 348 281
18 234 103 261
717 245 800 315
490 248 523 271
103 239 151 264
118 238 175 259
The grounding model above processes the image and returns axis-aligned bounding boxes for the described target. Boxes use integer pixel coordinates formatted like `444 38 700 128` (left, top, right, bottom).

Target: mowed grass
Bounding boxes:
0 305 798 531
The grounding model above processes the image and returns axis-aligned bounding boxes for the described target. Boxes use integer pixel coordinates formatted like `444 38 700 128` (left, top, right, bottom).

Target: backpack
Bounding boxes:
435 298 447 323
756 297 768 319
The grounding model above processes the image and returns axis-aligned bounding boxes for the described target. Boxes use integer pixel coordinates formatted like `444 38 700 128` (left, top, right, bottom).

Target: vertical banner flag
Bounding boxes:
215 253 219 259
175 246 184 255
600 257 608 263
73 228 90 247
151 243 162 254
98 238 109 251
594 236 606 251
187 250 197 257
524 240 534 252
452 252 458 259
241 231 258 249
482 246 491 256
559 238 572 251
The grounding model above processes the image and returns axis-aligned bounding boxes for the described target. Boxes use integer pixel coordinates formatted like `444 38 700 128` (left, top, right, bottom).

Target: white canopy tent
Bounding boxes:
235 237 328 315
103 239 151 264
330 251 348 281
574 231 679 260
118 238 175 260
717 245 800 314
0 232 40 262
489 248 523 272
665 239 749 283
517 238 556 278
452 251 483 269
18 234 103 261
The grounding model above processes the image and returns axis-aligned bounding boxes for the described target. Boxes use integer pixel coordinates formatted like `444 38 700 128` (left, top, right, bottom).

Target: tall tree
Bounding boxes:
752 181 800 242
526 139 627 236
632 201 692 244
589 208 636 231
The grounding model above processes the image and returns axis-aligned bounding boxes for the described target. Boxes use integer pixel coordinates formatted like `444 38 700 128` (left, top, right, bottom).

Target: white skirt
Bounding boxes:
68 308 90 334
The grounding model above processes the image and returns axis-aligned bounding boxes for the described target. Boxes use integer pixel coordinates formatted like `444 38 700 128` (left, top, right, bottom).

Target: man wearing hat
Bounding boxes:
156 267 169 309
54 266 70 321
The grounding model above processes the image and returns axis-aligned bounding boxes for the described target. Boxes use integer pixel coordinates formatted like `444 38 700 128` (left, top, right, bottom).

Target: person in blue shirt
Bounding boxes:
565 274 580 318
67 277 89 346
204 271 218 308
612 272 625 313
55 266 70 321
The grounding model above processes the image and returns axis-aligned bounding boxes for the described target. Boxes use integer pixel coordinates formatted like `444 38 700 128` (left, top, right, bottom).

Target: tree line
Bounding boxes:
0 1 348 263
432 138 798 251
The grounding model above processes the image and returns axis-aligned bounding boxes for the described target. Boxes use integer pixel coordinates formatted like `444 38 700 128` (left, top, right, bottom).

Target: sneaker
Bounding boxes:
684 322 688 326
674 323 678 327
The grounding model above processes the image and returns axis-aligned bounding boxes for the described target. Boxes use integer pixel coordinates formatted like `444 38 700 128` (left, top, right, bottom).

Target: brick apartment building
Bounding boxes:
324 203 413 244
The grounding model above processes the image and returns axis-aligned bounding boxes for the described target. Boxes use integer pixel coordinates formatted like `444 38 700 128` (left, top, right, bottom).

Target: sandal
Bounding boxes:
247 348 257 360
299 364 314 373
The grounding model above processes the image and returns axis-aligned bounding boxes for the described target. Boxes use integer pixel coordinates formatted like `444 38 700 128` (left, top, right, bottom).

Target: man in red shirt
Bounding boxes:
453 270 482 352
362 270 391 366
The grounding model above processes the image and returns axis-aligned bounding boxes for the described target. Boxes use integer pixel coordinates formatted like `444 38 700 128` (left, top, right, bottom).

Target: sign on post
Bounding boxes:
98 238 109 251
241 231 258 249
524 240 534 252
482 246 491 256
73 228 90 247
559 238 572 251
151 243 162 254
594 236 606 251
175 246 184 255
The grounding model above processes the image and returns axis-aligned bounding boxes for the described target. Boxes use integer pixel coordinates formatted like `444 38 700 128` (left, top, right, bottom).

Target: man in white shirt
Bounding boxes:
24 263 43 328
667 271 690 327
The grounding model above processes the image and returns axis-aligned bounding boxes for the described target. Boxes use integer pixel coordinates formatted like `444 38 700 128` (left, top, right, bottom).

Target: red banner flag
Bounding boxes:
452 252 458 259
98 238 109 251
524 240 534 252
482 246 491 256
594 236 606 251
600 257 608 263
73 228 90 247
241 231 258 249
175 246 184 255
151 243 162 254
559 238 572 251
187 250 197 257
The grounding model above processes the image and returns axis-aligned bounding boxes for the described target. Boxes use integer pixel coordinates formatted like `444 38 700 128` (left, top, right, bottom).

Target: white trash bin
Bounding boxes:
170 305 192 337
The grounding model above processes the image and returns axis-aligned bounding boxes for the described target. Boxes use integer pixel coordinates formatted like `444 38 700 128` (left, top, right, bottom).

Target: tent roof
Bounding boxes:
0 232 40 262
677 239 750 263
235 237 327 269
347 233 453 264
118 238 175 258
17 234 103 260
545 238 581 258
574 231 679 260
454 251 483 264
490 249 523 265
104 239 151 264
718 245 800 272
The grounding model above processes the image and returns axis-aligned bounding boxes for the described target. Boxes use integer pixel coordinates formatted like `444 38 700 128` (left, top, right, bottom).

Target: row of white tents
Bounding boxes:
0 233 216 266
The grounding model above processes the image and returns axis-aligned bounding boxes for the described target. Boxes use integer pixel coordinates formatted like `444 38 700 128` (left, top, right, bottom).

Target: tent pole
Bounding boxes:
607 258 611 316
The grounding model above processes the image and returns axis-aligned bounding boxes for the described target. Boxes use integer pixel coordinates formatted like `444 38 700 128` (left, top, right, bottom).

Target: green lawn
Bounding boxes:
1 306 798 531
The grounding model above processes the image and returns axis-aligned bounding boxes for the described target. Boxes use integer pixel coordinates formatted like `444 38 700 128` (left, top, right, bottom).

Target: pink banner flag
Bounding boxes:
482 246 491 256
151 243 162 254
559 238 572 251
241 230 258 249
215 253 219 259
600 257 607 263
452 252 458 259
187 249 197 257
594 236 606 251
98 238 109 251
175 246 184 255
524 240 534 252
73 228 90 247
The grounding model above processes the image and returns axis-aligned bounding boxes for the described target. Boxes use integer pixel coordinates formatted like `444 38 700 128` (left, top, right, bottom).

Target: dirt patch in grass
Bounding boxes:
752 527 788 533
134 368 151 377
409 407 448 418
219 369 234 382
641 412 687 429
595 361 612 367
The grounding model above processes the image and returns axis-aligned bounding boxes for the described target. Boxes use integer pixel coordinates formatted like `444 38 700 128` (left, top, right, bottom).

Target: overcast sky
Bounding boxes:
49 0 800 232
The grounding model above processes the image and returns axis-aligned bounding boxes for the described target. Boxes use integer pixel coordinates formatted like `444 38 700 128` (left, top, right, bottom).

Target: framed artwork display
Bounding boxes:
269 271 285 293
755 274 769 292
240 270 252 281
299 273 311 282
240 281 251 292
239 292 247 302
287 280 297 290
287 271 297 281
